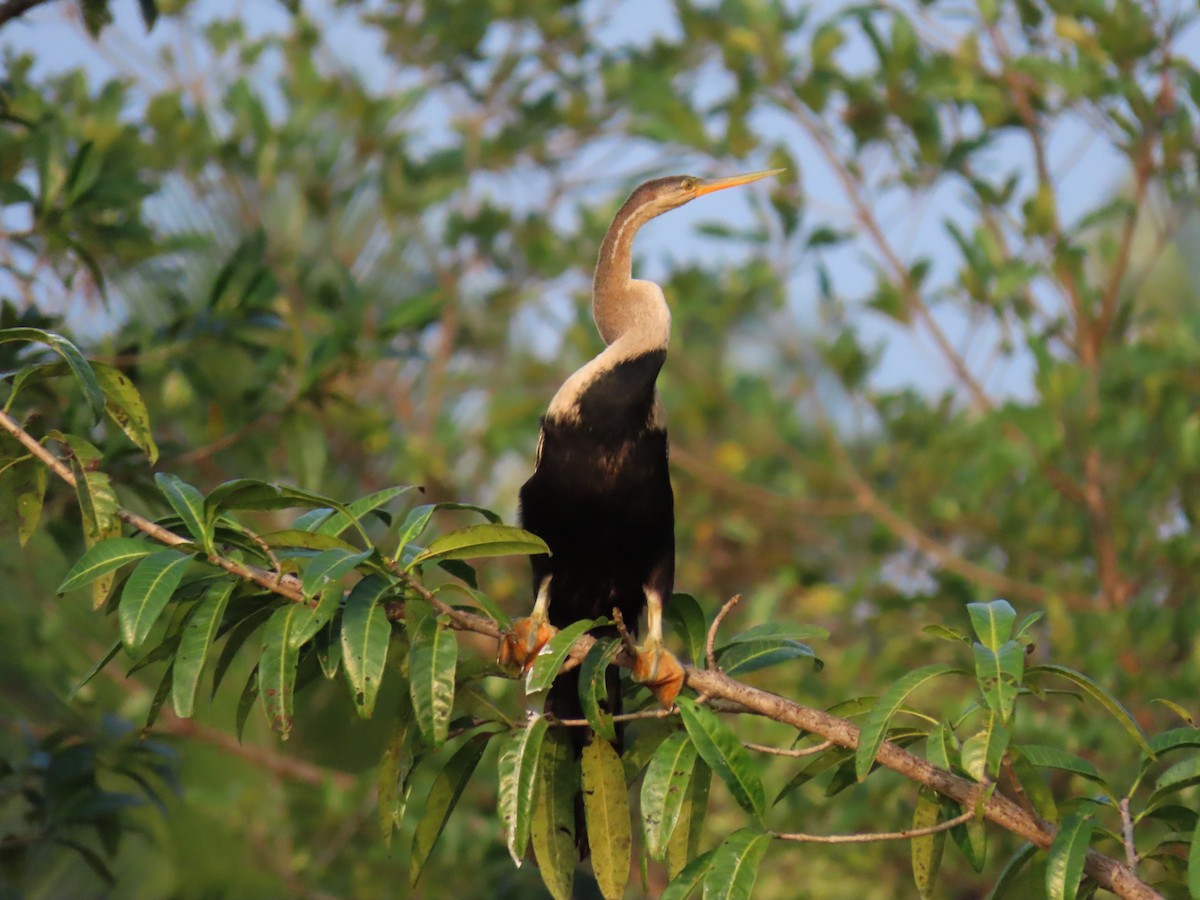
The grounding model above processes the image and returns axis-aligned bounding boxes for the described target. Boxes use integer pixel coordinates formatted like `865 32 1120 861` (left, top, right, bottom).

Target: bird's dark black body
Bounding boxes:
518 350 675 748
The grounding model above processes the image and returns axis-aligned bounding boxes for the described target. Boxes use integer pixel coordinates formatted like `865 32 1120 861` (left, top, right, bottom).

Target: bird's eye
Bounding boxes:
681 177 697 191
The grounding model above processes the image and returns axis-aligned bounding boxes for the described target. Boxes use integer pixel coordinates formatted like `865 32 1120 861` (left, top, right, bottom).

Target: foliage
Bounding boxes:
2 0 1200 898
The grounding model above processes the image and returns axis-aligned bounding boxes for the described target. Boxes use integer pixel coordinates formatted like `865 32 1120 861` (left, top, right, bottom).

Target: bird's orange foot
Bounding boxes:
632 643 685 708
499 616 558 673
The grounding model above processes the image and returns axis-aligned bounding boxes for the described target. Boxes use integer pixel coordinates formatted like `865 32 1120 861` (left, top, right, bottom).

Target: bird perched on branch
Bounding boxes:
500 169 784 743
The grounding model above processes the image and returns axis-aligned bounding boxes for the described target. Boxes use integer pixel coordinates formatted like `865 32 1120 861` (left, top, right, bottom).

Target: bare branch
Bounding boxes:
744 739 834 758
772 806 976 844
706 594 742 670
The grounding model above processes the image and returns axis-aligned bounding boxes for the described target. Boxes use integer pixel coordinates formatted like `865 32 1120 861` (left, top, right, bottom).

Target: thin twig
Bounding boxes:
1120 797 1138 875
771 806 975 844
744 739 834 758
549 707 679 728
706 594 742 670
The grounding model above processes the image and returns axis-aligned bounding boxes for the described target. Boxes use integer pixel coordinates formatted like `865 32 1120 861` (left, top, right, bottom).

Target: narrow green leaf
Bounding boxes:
579 637 621 743
665 592 706 664
1150 699 1194 726
961 714 1009 782
118 550 195 651
409 524 548 567
1028 665 1153 755
1046 810 1092 900
1187 817 1199 899
530 729 577 900
967 599 1016 650
986 842 1038 900
662 848 716 900
317 619 342 679
393 503 438 559
300 548 371 599
315 485 414 537
258 529 361 553
856 664 961 782
379 693 418 845
677 697 764 820
642 731 698 860
410 733 490 887
912 789 945 899
525 619 594 694
1147 756 1200 810
716 639 819 676
211 606 272 698
702 828 769 900
1009 748 1058 823
1013 611 1044 640
434 583 511 629
14 460 45 546
171 579 236 717
259 606 301 739
923 624 969 643
291 582 342 649
1015 744 1106 786
582 737 631 900
93 362 158 463
667 759 712 877
409 611 458 747
0 327 104 423
340 575 392 718
204 480 370 545
235 665 259 742
58 537 153 593
722 622 829 645
974 639 1024 724
155 473 211 552
498 715 549 866
143 662 175 734
68 640 122 699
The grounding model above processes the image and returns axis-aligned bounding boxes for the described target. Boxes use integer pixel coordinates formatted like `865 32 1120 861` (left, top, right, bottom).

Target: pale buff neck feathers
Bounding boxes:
546 191 675 423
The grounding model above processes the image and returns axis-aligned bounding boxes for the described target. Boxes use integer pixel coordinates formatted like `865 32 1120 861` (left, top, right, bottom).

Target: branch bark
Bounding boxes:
0 0 56 31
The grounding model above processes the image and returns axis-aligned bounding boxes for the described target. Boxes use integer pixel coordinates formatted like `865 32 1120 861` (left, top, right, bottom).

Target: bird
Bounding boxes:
499 169 784 743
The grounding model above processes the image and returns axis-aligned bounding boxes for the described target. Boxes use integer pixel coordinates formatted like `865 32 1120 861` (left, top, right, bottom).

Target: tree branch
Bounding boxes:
771 806 975 844
0 0 56 31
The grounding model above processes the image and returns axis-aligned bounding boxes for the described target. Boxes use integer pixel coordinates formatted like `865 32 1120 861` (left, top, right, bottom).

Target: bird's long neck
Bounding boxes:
545 196 670 423
592 195 669 348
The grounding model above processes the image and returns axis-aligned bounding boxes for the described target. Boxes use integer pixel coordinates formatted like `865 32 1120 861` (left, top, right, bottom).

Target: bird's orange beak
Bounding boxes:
693 168 785 197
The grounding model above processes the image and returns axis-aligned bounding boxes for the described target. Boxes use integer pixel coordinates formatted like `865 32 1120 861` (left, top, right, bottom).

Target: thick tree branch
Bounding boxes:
0 0 55 30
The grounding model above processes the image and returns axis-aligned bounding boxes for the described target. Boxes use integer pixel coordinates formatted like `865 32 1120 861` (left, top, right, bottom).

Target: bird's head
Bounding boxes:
625 168 785 218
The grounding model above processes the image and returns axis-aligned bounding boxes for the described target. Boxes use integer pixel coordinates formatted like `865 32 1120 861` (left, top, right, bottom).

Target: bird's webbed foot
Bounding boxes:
631 638 684 709
498 578 558 673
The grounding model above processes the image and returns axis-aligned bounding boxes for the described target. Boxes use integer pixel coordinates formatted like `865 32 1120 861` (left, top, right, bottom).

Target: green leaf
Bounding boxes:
498 715 549 865
912 789 946 899
1148 756 1200 810
204 480 370 545
961 714 1009 782
582 737 632 900
410 733 491 887
290 582 342 649
973 639 1024 724
300 548 371 599
259 605 301 739
722 622 829 645
155 473 211 552
677 697 764 820
1009 748 1059 823
258 529 361 554
662 849 716 900
434 583 511 629
1151 699 1194 726
702 828 769 900
118 550 195 651
1015 744 1106 786
58 537 153 593
642 731 698 860
235 665 259 742
0 327 104 423
379 693 418 845
409 610 458 748
1028 665 1153 755
409 523 548 567
1046 810 1092 900
93 362 158 463
579 637 621 743
171 579 236 718
1188 817 1200 899
68 639 122 699
986 842 1038 900
856 664 961 782
530 729 577 900
716 639 819 676
966 599 1016 650
923 624 969 643
14 459 45 546
667 759 712 878
393 504 438 559
666 593 707 664
340 574 392 718
315 485 414 537
525 618 594 695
